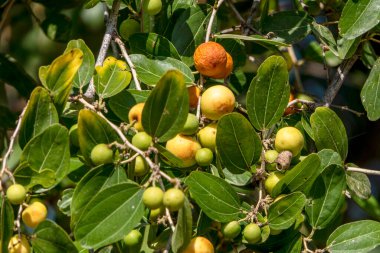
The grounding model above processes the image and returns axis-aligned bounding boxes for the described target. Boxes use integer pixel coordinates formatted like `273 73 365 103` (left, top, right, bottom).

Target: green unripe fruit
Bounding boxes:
243 223 261 244
265 150 279 171
195 148 214 166
265 172 284 195
163 188 185 212
90 144 114 165
142 187 164 209
270 228 282 235
69 124 79 147
149 206 164 220
123 229 142 247
6 184 27 205
222 221 241 239
275 127 304 156
197 123 217 152
143 0 162 16
119 18 140 41
296 93 314 109
134 156 149 176
181 113 199 135
132 132 152 151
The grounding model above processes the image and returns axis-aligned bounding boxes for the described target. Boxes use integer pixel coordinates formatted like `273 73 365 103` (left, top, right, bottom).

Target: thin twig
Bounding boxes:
329 104 365 117
287 99 315 108
244 0 260 35
0 0 15 32
226 0 262 35
323 55 359 106
288 46 304 92
84 0 121 99
16 205 23 239
205 0 225 42
347 167 380 176
0 101 29 191
119 152 139 165
114 37 142 90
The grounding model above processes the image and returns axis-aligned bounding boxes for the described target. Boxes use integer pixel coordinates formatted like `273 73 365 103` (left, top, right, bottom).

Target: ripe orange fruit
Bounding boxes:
128 103 145 131
284 92 296 115
166 135 201 167
182 236 214 253
188 86 201 109
194 42 233 79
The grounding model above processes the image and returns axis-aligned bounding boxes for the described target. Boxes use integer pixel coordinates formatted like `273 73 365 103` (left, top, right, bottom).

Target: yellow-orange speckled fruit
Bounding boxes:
128 103 145 131
8 235 30 253
188 86 201 109
201 85 235 120
194 42 228 79
22 202 47 228
166 135 201 167
182 236 214 253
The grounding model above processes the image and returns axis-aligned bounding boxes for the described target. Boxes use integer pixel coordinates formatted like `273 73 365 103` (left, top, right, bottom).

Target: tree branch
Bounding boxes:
205 0 225 42
244 0 260 35
347 167 380 176
84 0 121 99
323 55 359 106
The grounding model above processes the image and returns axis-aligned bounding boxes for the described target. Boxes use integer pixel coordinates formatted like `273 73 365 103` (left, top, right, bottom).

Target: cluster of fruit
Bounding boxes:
6 184 48 253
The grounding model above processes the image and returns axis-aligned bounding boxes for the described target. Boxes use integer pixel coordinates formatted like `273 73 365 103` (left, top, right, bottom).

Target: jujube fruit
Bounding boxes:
123 229 142 247
8 235 30 253
142 0 162 16
201 85 235 120
188 86 201 109
182 236 214 253
165 135 201 167
274 127 304 156
195 148 214 166
128 103 145 131
132 132 152 150
243 223 261 244
197 123 217 152
119 18 140 41
22 201 48 228
181 113 199 135
134 155 149 176
163 188 185 212
222 221 241 239
6 184 27 205
265 172 284 195
90 143 114 165
142 186 164 209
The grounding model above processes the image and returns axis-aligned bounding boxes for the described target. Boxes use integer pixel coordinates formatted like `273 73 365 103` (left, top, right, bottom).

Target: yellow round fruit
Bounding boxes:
182 236 214 253
166 135 201 167
143 0 162 15
264 172 284 195
274 127 304 156
128 103 145 131
22 201 48 228
201 85 235 120
197 123 217 152
6 184 27 205
8 235 30 253
119 18 140 41
134 155 149 176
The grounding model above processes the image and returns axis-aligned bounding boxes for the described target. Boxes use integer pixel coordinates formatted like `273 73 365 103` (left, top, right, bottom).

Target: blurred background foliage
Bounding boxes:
1 0 380 231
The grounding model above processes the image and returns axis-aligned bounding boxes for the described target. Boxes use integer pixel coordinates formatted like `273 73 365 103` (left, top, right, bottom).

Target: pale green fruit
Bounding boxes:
119 18 140 41
181 113 199 135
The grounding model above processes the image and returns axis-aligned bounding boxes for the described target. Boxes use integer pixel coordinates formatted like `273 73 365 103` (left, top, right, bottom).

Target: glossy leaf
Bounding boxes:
77 109 119 163
57 188 74 216
74 183 144 249
337 37 361 60
246 55 290 130
361 58 380 121
217 38 247 68
327 220 380 253
18 87 58 149
20 124 70 188
172 198 192 253
171 4 213 66
305 164 346 229
142 70 189 142
0 196 14 253
31 220 78 253
272 154 321 197
64 39 95 89
129 33 181 60
276 235 302 253
214 34 289 47
318 149 343 172
129 54 194 86
261 11 313 43
339 0 380 39
13 164 56 189
43 48 83 113
185 171 241 222
222 168 252 186
311 22 338 55
361 42 378 69
310 107 348 160
94 56 132 98
268 192 307 230
346 171 371 199
216 113 262 173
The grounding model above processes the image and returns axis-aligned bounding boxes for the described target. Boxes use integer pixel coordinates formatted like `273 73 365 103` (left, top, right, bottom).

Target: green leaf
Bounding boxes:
94 56 132 98
171 4 213 66
172 198 192 253
18 87 58 149
74 183 144 249
311 22 338 55
13 164 56 189
346 171 371 199
361 42 378 69
77 109 119 164
222 167 252 186
64 39 95 89
216 113 262 173
83 0 99 8
31 220 78 253
337 37 361 60
43 48 84 113
272 154 321 197
129 33 181 60
185 171 241 222
0 54 37 97
268 192 307 230
217 38 247 68
129 54 194 86
339 0 380 39
318 149 343 172
40 13 73 42
275 235 302 253
352 195 380 221
361 58 380 121
246 55 290 130
214 34 289 47
261 11 313 43
305 164 346 229
327 220 380 253
310 107 348 160
0 196 14 253
20 124 70 188
142 70 189 142
57 188 74 216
